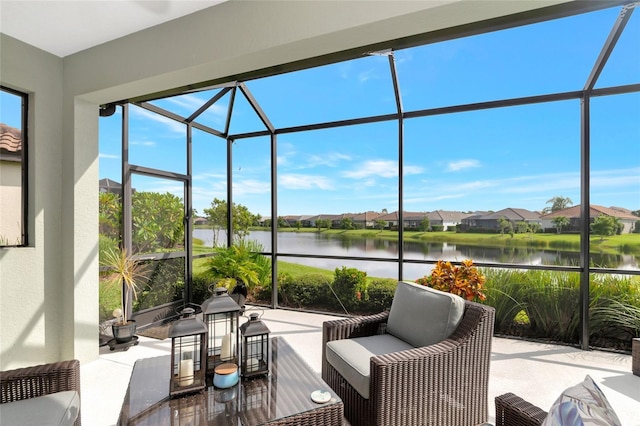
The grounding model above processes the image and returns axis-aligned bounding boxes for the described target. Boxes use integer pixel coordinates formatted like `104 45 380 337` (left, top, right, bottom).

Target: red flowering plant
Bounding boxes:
415 259 486 302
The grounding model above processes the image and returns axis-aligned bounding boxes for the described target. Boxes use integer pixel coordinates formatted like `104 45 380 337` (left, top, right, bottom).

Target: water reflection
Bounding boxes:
192 229 639 278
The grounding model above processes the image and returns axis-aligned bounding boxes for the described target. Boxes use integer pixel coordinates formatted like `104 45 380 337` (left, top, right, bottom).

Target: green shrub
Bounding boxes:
359 278 397 313
280 273 333 308
431 225 445 232
191 272 216 306
331 267 368 312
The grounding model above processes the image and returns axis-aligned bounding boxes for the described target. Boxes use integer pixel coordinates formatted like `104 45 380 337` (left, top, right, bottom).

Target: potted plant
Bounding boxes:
416 259 487 302
101 247 148 343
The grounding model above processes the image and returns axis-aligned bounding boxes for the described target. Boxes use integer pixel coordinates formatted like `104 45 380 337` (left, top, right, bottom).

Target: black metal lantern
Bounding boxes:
202 287 241 374
239 312 270 378
168 307 208 398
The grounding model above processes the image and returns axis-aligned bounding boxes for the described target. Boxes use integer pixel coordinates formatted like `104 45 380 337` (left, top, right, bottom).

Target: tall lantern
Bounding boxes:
239 313 270 378
168 307 208 398
202 287 241 374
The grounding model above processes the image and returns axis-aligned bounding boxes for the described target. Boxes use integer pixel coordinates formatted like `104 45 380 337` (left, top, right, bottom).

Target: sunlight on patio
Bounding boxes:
81 307 639 426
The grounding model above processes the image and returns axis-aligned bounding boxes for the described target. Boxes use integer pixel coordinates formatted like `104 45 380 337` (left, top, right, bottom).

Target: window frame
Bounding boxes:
0 85 28 247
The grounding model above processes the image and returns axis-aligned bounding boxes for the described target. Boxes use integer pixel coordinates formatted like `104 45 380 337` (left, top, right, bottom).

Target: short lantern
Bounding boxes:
239 312 270 378
202 287 241 374
168 307 208 398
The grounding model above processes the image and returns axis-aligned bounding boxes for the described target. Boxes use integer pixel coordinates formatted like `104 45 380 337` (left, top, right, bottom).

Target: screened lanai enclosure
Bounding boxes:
98 1 640 351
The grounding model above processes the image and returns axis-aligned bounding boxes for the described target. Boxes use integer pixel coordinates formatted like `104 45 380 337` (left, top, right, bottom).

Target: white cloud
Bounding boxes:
358 69 377 83
446 159 481 172
130 140 156 147
193 172 226 181
280 174 334 190
343 160 423 179
99 153 119 159
232 179 271 196
304 152 351 168
130 105 186 134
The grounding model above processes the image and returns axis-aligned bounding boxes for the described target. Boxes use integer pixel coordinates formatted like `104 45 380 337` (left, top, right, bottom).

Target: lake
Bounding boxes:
193 229 639 279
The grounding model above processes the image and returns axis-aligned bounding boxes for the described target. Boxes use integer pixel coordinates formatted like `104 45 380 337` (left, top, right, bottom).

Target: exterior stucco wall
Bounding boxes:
0 160 22 244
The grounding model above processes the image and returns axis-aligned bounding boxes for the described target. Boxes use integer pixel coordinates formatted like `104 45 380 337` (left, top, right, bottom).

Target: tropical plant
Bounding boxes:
100 247 149 324
340 217 355 230
591 215 619 240
205 240 271 292
551 216 570 234
416 259 486 301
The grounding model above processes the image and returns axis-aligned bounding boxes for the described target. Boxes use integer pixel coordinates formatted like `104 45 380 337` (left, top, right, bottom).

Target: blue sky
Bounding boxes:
98 5 639 218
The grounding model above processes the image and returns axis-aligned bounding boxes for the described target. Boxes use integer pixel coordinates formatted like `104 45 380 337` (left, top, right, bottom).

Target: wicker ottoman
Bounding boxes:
633 338 640 377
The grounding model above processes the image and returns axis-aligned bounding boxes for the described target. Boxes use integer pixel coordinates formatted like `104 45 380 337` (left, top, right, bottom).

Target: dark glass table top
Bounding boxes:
118 337 342 425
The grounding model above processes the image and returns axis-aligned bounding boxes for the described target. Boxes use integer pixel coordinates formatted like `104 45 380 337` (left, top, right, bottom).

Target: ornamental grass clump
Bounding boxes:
416 259 487 302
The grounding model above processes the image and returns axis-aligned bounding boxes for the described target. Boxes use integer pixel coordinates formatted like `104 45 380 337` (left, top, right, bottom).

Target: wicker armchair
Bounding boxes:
494 393 548 426
0 359 81 426
322 299 495 426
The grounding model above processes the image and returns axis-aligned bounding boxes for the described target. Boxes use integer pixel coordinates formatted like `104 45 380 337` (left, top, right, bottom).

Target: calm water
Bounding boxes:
193 229 639 279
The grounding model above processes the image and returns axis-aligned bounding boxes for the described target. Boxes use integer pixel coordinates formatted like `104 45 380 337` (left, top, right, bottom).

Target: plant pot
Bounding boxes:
112 320 137 343
230 284 247 314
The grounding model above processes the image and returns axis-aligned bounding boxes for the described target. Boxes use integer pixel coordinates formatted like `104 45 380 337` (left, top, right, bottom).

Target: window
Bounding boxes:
0 86 27 247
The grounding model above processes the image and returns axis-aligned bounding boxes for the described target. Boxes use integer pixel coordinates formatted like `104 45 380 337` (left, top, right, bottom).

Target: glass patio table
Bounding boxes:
118 336 343 425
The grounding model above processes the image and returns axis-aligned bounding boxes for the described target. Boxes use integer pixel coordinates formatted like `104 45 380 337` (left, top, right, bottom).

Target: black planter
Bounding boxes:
112 320 137 343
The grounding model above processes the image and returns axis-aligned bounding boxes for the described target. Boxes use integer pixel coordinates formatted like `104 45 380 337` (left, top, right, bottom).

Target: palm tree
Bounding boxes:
543 196 573 213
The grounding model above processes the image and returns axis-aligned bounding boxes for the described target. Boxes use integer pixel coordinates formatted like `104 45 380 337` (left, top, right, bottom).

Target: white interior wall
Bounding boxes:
1 0 573 369
0 34 64 369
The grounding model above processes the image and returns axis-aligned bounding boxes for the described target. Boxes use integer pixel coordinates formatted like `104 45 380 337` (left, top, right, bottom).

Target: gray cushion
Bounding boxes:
0 390 79 426
386 281 465 348
326 334 414 399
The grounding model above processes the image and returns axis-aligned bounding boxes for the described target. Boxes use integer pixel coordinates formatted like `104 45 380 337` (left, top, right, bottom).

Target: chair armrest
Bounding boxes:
323 311 389 343
495 393 547 426
1 359 81 426
322 312 389 381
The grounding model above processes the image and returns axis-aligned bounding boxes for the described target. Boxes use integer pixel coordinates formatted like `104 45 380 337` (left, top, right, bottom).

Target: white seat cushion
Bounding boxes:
386 281 465 348
326 334 414 399
0 390 79 426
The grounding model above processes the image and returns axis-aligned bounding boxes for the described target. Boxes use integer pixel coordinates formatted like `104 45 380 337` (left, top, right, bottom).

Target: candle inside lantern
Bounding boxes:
179 358 194 386
221 333 234 361
247 357 259 373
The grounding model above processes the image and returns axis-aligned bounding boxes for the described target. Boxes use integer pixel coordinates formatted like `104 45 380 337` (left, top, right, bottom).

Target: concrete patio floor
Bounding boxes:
82 307 640 426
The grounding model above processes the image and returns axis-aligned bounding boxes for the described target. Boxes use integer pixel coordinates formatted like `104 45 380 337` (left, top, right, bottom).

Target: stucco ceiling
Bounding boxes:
0 0 227 57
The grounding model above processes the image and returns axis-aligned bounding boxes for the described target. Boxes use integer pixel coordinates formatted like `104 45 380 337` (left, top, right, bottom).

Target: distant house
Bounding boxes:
349 211 383 229
403 211 428 229
377 211 401 229
193 216 208 226
541 205 638 234
461 208 541 231
99 178 122 195
427 210 473 230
